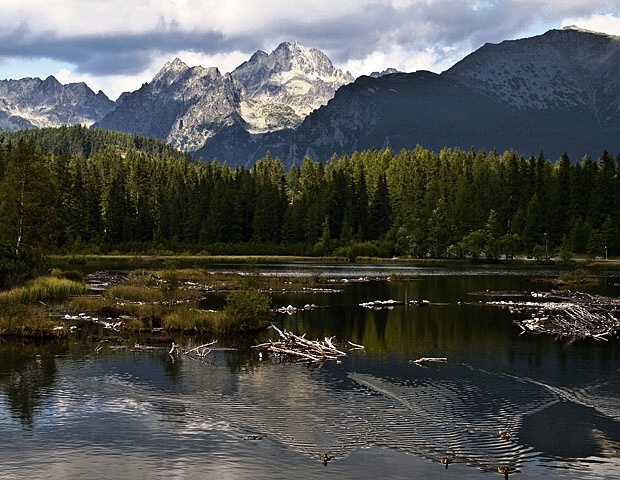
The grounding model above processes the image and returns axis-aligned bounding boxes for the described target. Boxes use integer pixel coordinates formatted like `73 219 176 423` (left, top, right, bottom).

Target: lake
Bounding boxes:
1 263 620 479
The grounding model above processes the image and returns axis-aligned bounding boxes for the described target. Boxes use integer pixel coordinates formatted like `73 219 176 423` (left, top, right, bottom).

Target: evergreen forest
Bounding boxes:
1 126 619 282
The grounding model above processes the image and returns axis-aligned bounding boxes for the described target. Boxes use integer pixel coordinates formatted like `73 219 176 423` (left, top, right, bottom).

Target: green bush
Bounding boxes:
223 291 273 331
0 242 48 289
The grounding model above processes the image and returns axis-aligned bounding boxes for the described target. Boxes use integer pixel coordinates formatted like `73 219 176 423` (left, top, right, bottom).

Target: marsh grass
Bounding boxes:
105 284 164 303
0 304 63 337
159 268 211 282
123 302 165 321
0 276 88 305
557 265 596 286
2 264 291 337
163 306 222 333
126 271 160 287
0 274 88 336
62 295 109 314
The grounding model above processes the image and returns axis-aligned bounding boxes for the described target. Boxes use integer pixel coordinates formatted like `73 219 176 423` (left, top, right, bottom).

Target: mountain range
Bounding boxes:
95 41 354 154
289 27 620 165
1 26 620 166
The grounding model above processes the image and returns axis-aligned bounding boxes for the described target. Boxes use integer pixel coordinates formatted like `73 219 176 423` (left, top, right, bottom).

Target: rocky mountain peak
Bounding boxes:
268 40 348 79
153 58 191 85
42 75 61 86
231 41 353 133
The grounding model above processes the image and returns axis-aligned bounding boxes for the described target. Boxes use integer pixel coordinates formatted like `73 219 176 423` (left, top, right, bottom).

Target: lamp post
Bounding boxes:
544 232 548 261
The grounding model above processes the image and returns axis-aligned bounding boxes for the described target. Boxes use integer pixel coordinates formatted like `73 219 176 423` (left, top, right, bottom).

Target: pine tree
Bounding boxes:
368 173 392 240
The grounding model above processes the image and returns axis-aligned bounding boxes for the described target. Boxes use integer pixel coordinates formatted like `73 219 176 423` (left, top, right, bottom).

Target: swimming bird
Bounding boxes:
499 430 512 440
440 457 452 469
497 466 511 479
320 453 333 466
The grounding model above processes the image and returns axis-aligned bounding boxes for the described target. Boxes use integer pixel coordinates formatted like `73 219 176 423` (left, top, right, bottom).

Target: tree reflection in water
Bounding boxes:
0 341 60 426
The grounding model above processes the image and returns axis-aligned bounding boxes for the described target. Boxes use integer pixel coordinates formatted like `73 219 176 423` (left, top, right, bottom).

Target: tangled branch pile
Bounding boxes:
253 324 361 364
489 290 620 341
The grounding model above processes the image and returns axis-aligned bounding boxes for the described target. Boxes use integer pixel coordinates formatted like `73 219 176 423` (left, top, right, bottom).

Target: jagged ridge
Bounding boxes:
0 76 114 130
96 41 353 152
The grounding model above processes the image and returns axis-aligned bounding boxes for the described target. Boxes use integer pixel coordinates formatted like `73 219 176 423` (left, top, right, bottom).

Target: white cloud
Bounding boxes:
168 50 250 74
560 12 620 35
343 44 457 77
53 49 257 100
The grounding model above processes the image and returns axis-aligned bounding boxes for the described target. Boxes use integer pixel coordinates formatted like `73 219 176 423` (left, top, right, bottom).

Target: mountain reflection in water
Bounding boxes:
0 267 619 479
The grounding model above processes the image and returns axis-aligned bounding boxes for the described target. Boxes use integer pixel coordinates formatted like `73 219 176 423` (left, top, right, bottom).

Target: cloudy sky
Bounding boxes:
1 1 619 100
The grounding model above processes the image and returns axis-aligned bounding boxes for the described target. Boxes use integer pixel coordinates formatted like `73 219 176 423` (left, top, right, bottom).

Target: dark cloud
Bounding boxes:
0 24 245 75
0 1 618 98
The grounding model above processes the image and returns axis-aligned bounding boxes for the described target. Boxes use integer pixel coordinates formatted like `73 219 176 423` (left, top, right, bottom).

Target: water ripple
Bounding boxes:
22 349 619 478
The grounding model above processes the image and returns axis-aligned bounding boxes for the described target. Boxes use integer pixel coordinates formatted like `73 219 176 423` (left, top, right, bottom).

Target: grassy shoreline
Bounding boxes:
0 262 330 339
2 255 619 339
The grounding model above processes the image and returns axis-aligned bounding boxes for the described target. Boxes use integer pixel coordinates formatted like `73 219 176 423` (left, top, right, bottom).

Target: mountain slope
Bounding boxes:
0 76 114 130
288 71 610 163
444 27 620 129
97 60 241 152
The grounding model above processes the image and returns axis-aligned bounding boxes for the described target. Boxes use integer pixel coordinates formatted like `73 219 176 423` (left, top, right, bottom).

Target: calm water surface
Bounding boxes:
1 264 620 479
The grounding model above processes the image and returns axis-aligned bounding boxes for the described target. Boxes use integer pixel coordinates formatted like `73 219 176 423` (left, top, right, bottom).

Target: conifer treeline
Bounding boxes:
0 126 618 260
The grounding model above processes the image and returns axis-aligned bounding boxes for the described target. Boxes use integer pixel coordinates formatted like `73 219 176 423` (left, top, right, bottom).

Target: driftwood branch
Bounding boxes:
347 340 365 350
169 340 218 360
410 357 448 367
253 324 356 364
486 290 620 341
